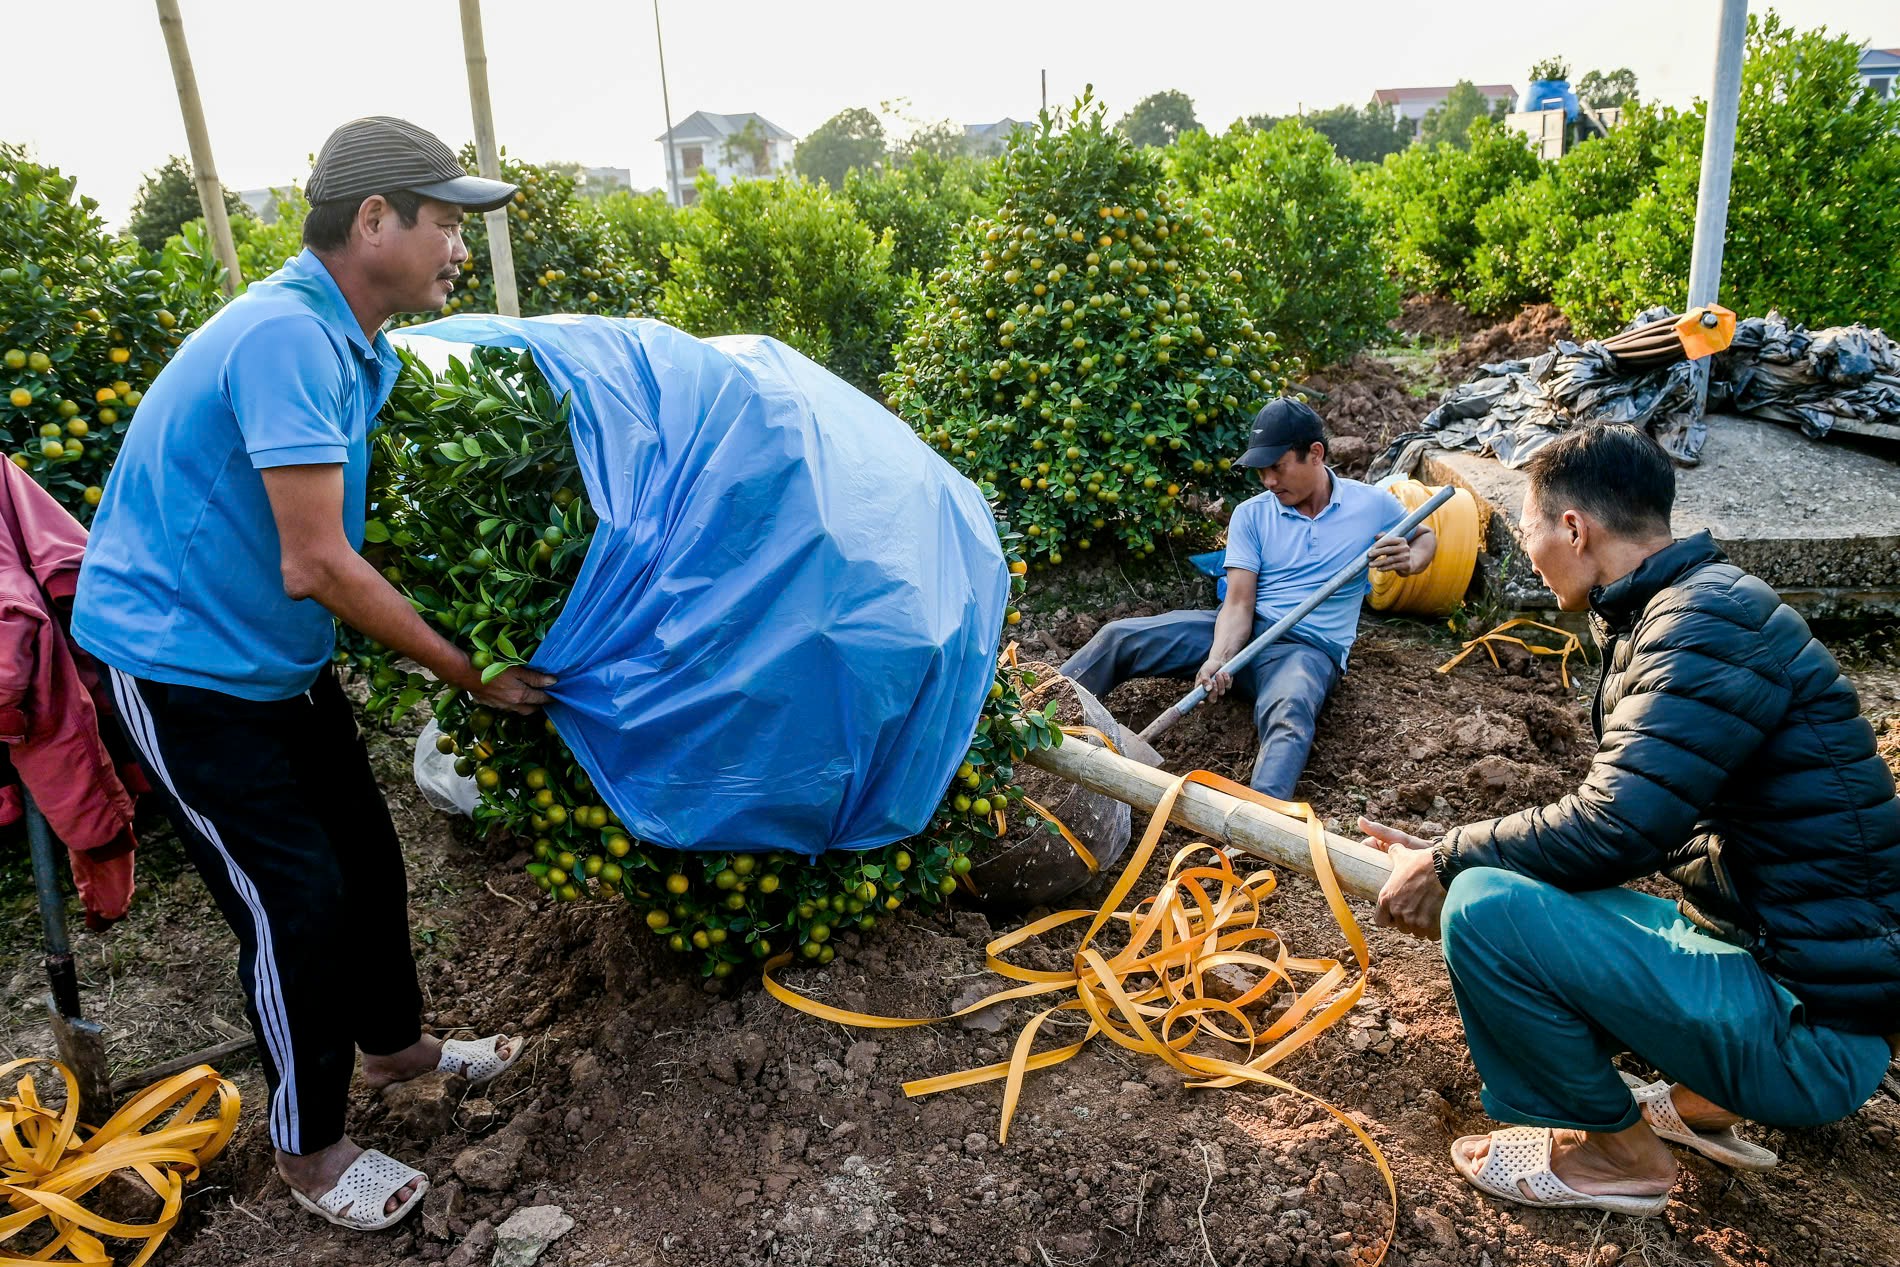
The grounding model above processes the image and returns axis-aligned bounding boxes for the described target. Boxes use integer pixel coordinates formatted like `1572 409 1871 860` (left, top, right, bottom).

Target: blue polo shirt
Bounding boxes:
1222 471 1406 669
73 250 399 701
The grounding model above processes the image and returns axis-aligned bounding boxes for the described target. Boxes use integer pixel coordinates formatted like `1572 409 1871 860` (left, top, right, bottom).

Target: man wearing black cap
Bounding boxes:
1063 398 1434 798
74 117 552 1231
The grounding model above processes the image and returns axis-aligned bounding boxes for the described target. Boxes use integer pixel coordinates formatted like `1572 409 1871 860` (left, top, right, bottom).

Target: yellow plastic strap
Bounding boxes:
1022 796 1098 873
1437 617 1583 689
0 1059 239 1267
1059 724 1122 755
763 769 1397 1265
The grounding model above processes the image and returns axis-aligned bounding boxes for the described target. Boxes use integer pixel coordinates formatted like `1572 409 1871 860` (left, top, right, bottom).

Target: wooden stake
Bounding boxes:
1024 741 1393 902
154 0 242 297
112 1036 256 1098
459 0 520 317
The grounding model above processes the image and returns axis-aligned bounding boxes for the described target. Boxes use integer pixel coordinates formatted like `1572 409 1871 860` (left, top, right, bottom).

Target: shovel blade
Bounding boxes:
46 995 114 1121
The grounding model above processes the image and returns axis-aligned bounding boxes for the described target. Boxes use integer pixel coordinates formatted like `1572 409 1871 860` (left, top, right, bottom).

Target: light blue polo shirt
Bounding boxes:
1222 471 1406 669
73 250 399 701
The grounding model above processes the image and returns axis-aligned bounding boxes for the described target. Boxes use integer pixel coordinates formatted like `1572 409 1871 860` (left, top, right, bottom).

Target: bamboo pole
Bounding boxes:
654 0 679 207
1024 741 1393 902
153 0 241 297
459 0 520 317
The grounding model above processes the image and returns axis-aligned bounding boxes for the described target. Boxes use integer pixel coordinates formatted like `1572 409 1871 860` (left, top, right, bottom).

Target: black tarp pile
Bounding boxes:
1370 309 1900 478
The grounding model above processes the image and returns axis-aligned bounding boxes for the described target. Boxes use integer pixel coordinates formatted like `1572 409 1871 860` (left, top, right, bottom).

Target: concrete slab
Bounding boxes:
1419 414 1900 618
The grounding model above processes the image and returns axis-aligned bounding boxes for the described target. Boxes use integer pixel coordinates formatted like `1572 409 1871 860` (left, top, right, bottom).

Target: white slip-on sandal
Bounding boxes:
289 1149 428 1231
437 1034 523 1087
1618 1071 1778 1170
1451 1127 1671 1217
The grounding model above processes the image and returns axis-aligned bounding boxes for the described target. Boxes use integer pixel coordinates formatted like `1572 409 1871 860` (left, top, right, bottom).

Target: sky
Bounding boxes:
4 0 1894 229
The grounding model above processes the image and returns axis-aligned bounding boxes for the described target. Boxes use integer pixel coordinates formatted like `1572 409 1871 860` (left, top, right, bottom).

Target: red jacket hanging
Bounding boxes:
0 461 146 925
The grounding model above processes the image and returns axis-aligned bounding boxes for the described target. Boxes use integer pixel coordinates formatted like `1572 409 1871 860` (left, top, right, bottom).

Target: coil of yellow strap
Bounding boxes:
1438 616 1585 689
1367 479 1482 618
764 767 1397 1266
0 1059 238 1267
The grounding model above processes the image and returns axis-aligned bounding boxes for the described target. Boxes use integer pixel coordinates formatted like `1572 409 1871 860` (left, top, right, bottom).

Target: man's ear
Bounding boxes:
355 195 388 248
1563 508 1588 550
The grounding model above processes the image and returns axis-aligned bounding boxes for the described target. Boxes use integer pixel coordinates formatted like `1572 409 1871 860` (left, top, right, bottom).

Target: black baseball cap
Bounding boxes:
1235 397 1327 469
305 116 517 213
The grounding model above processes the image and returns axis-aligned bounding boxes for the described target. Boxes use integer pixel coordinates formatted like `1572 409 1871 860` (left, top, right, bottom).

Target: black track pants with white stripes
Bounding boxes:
109 665 422 1156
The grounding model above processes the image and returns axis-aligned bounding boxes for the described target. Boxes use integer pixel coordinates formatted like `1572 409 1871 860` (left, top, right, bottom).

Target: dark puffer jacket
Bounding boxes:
1436 532 1900 1035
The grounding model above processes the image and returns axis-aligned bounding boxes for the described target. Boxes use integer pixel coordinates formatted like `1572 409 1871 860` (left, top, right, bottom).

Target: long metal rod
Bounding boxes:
459 0 520 318
153 0 242 296
654 0 678 206
24 791 81 1019
1686 0 1748 309
1139 484 1454 743
1685 0 1748 415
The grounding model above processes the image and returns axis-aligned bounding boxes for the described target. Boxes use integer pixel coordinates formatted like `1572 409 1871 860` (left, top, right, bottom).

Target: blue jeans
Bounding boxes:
1441 869 1892 1133
1059 609 1340 799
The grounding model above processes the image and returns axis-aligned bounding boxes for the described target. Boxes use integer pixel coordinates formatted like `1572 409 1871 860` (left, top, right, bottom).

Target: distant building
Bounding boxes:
1859 47 1900 100
580 166 632 195
655 111 798 206
963 118 1024 157
1373 84 1517 126
236 186 298 224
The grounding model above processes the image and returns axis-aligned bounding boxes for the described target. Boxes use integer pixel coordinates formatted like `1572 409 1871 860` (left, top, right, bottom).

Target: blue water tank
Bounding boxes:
1521 79 1580 120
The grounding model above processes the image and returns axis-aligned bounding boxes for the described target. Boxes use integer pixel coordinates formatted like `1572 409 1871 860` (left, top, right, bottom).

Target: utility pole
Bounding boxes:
655 0 678 206
1686 0 1748 412
153 0 242 297
1041 69 1047 114
459 0 519 317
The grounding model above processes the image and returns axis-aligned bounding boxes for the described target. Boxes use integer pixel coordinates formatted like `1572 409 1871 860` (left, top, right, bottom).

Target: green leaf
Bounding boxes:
362 519 390 544
480 660 512 684
436 441 467 462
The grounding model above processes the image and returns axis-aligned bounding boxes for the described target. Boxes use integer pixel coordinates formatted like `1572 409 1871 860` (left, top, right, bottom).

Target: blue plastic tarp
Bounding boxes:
393 315 1008 855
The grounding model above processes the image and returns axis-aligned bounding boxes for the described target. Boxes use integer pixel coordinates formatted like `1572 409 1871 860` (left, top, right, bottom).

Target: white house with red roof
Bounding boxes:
1373 84 1518 125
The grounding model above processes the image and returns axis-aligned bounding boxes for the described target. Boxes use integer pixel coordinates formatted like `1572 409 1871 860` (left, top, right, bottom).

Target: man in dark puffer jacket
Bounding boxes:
1364 425 1900 1218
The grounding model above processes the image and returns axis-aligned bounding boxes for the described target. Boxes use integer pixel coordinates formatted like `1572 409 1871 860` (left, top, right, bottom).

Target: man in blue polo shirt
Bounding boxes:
1063 398 1436 798
74 117 551 1232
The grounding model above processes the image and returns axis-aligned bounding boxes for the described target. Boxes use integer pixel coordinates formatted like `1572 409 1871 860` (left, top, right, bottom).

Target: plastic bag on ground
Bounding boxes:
968 669 1134 910
414 720 478 817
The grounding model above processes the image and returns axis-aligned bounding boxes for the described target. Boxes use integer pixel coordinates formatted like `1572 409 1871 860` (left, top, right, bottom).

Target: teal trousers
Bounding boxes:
1440 868 1892 1133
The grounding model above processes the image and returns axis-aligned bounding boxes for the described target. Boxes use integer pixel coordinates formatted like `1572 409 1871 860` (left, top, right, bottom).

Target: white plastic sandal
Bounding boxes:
1618 1071 1778 1170
289 1149 428 1231
437 1034 523 1087
1451 1127 1671 1216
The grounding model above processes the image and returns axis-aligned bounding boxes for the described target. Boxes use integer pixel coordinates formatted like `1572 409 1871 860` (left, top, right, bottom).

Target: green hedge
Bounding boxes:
1166 121 1396 367
1355 120 1542 301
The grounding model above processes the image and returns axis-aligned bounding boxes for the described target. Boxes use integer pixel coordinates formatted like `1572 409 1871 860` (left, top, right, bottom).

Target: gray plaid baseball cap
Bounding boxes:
306 116 517 212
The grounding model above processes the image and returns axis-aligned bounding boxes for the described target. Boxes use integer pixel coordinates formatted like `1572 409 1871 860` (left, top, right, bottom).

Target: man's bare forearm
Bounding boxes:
1209 598 1254 665
290 548 478 692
